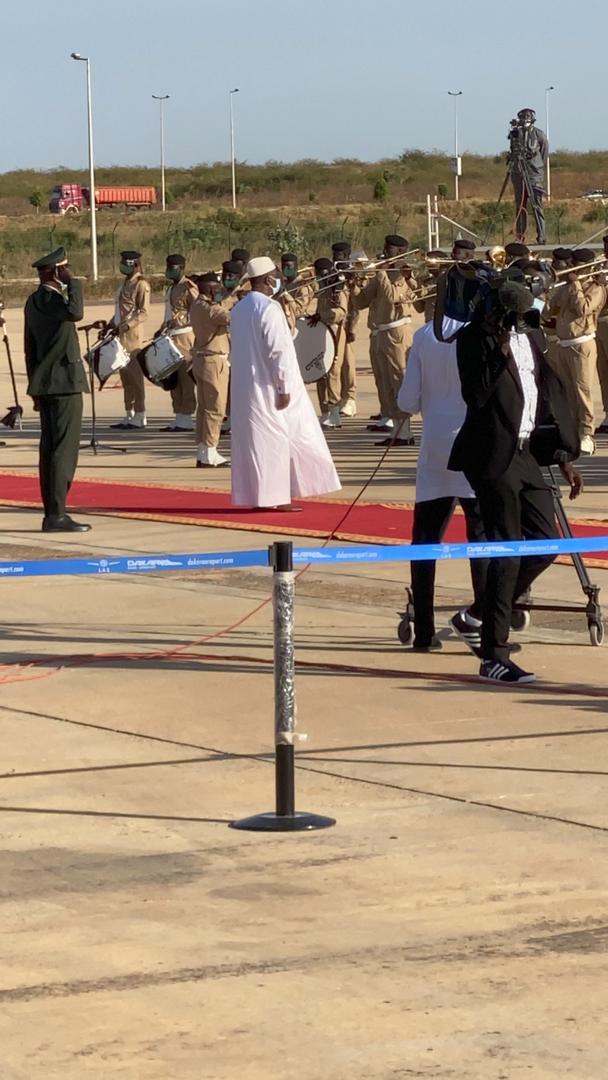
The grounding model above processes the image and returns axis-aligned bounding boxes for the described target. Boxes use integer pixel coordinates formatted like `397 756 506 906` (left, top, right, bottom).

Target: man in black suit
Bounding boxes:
449 280 582 683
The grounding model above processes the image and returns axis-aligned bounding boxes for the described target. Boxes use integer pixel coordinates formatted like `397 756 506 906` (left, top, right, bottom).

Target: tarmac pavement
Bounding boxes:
0 300 607 1078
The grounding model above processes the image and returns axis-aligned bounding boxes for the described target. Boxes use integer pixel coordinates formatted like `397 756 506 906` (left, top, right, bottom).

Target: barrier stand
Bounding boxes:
231 541 336 832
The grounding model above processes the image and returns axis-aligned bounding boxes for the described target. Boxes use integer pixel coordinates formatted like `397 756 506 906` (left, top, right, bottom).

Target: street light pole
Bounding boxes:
70 52 98 281
230 88 239 210
545 85 555 202
152 94 169 212
448 90 463 201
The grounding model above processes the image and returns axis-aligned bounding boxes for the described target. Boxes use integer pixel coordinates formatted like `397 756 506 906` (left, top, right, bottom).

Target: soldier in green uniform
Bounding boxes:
24 247 91 533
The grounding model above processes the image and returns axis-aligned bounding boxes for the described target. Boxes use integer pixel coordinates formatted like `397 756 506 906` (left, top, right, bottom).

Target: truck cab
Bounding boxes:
49 184 84 214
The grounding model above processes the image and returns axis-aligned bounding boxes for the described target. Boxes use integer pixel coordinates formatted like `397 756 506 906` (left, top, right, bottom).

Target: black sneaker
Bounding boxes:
412 637 443 653
449 611 482 655
479 659 536 684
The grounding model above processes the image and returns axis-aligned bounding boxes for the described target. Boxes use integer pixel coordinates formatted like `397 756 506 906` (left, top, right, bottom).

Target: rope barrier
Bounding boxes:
1 535 607 579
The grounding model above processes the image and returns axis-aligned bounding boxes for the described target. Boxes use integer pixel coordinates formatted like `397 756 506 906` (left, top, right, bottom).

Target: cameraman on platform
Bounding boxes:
448 276 582 684
508 108 548 245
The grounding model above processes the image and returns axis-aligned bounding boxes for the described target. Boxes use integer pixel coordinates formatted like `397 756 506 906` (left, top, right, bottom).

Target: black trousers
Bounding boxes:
467 446 557 662
38 394 83 518
411 496 489 645
512 173 546 243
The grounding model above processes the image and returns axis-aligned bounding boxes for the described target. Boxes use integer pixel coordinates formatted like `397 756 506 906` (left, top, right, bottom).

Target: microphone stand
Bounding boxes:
79 325 128 455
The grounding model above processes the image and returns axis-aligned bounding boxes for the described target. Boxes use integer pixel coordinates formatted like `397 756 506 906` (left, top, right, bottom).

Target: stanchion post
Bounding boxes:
231 541 335 832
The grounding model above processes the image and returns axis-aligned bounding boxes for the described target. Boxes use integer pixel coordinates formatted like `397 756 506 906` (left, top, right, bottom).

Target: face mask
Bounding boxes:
283 266 297 281
213 288 226 303
271 277 282 296
223 276 238 292
119 263 132 275
165 267 182 283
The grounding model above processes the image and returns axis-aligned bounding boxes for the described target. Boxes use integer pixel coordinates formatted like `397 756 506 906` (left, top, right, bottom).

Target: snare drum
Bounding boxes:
89 336 130 388
293 318 336 384
139 335 185 388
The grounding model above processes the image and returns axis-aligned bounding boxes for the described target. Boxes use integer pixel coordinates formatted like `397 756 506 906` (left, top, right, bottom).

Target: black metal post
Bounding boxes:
231 541 335 832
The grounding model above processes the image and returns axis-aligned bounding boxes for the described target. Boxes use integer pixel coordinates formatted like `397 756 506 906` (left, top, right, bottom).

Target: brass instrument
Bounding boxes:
487 246 507 269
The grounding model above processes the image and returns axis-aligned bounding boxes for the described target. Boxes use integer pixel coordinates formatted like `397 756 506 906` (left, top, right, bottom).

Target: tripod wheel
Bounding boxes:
588 620 604 647
397 617 413 646
510 609 530 632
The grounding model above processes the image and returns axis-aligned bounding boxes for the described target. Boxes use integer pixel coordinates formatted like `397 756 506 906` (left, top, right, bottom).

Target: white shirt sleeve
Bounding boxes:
397 334 422 415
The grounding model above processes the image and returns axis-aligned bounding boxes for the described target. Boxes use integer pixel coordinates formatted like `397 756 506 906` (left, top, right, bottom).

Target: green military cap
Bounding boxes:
31 246 68 270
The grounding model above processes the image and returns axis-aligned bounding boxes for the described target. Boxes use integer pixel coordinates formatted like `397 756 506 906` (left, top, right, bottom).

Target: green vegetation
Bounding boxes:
0 151 606 299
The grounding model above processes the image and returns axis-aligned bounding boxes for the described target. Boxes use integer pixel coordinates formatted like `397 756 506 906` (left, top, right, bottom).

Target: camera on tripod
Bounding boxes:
507 119 533 162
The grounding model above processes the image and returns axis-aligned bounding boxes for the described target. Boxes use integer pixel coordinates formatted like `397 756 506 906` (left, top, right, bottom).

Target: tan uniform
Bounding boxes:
596 296 608 418
355 269 417 420
315 285 348 414
555 279 606 438
280 278 315 334
543 287 563 373
190 294 236 447
115 273 150 414
341 293 359 406
162 277 198 417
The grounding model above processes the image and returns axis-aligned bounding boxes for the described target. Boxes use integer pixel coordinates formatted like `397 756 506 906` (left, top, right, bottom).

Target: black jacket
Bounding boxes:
448 323 579 481
24 279 88 396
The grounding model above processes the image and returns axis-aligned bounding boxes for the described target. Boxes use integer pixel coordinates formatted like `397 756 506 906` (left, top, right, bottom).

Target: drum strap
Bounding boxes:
371 316 411 336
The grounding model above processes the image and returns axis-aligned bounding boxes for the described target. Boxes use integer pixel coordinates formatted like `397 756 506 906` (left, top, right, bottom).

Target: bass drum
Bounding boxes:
293 318 336 384
139 335 185 390
89 335 130 388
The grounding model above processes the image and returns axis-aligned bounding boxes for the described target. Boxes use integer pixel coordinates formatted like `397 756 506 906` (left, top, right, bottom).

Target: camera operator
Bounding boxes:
448 275 582 684
508 108 548 245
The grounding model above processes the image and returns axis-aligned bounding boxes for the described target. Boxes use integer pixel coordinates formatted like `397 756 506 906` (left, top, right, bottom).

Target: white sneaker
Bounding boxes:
174 414 195 431
320 406 342 429
580 435 595 455
340 399 357 418
366 417 393 430
110 412 134 430
196 444 229 468
128 412 147 429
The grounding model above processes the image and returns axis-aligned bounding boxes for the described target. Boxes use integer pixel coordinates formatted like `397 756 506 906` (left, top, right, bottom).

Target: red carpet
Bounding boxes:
1 470 607 567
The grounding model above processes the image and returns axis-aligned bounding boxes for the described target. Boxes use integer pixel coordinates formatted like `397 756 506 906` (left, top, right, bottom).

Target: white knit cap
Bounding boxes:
246 256 276 279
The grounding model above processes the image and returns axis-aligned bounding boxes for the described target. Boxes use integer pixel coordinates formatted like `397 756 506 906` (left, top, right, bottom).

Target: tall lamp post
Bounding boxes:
70 52 98 281
230 88 239 210
448 90 463 201
545 85 555 202
152 94 169 212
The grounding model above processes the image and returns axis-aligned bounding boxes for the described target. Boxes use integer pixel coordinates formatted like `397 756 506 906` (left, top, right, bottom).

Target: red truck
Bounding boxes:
49 183 157 214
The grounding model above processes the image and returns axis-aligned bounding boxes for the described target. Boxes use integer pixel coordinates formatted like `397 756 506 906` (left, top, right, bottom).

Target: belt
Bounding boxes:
516 436 531 452
166 326 193 338
371 316 411 336
193 348 229 359
558 333 594 346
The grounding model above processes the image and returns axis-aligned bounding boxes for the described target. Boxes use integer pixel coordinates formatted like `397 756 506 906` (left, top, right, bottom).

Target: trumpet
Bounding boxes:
487 246 507 269
553 256 608 278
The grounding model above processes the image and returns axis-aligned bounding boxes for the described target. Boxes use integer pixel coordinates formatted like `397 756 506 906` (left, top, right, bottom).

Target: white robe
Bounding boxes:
230 291 341 507
397 317 475 503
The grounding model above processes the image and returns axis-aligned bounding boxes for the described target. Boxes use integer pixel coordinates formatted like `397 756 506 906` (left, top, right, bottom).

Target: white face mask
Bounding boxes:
271 276 282 296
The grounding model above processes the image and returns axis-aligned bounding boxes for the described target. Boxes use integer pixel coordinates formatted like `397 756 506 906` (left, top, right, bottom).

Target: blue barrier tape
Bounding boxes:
0 536 606 579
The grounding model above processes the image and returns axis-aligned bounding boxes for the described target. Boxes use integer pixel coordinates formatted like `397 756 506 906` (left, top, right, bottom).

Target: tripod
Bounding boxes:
79 325 128 455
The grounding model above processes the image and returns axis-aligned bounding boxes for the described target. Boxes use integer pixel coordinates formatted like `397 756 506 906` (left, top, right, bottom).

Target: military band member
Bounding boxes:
555 248 607 454
356 234 418 446
278 252 315 334
332 241 359 417
311 257 348 428
109 251 151 429
190 272 236 467
157 254 198 431
595 234 608 434
24 247 90 532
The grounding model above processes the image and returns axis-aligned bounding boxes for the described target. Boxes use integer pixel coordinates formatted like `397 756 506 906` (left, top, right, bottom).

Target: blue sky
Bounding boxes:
4 0 608 170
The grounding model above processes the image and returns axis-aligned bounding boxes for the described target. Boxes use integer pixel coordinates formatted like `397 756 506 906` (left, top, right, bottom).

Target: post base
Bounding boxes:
230 810 336 832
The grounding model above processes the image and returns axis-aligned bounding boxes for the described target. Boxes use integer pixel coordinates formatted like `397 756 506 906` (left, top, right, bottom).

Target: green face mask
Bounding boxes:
119 263 132 275
283 265 297 281
165 266 182 283
213 287 226 303
223 276 238 292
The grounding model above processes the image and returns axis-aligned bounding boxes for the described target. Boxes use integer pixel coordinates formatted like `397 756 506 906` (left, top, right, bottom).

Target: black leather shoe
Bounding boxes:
375 436 416 447
412 637 443 653
42 515 92 533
